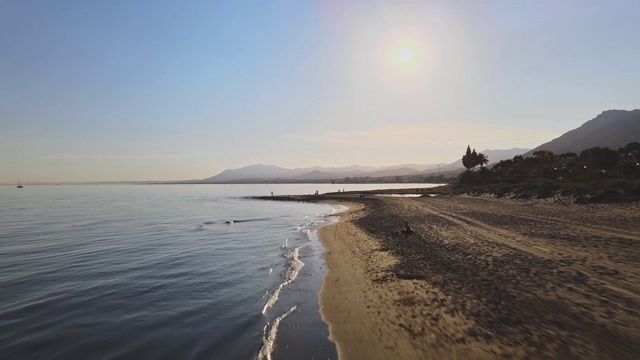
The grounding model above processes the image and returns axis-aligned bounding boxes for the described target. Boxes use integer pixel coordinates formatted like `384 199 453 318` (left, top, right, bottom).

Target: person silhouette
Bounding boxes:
402 221 413 233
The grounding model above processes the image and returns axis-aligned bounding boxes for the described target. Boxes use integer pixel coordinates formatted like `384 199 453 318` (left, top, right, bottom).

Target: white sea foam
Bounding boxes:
261 282 286 314
283 245 306 283
261 244 307 314
326 205 347 216
261 214 325 316
308 220 325 226
257 306 297 360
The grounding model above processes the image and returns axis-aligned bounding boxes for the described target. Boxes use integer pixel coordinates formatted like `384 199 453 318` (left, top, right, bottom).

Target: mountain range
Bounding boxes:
202 109 638 183
203 148 528 183
523 109 640 156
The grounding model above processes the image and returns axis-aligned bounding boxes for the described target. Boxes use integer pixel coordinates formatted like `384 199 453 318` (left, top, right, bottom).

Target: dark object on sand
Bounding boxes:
401 221 413 234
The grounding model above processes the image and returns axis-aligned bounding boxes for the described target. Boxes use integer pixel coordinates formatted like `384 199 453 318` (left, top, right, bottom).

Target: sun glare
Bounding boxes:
399 47 414 62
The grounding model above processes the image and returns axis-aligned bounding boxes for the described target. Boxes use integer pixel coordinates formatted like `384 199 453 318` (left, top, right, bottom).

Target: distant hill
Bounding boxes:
205 164 377 183
202 147 528 183
200 109 638 183
524 109 640 156
379 163 442 172
203 164 292 183
293 169 366 180
360 167 423 178
204 164 432 183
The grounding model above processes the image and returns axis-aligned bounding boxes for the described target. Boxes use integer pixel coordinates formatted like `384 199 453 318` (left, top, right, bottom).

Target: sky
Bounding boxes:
1 0 639 183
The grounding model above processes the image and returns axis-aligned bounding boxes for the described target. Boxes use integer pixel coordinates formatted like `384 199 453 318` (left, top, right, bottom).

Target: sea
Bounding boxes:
0 183 439 360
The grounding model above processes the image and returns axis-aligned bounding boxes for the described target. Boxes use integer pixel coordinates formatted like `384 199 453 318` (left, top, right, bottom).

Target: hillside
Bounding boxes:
204 164 376 182
524 109 640 156
204 164 427 183
203 147 532 183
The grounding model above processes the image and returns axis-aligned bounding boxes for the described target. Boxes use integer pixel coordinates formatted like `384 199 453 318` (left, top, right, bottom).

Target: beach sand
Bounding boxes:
313 195 640 359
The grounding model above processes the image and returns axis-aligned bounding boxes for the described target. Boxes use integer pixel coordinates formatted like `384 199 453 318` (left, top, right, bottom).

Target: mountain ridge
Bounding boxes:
524 109 640 156
203 148 527 183
202 109 639 183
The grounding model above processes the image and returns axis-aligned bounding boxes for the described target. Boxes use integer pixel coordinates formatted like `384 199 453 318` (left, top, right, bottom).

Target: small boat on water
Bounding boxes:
17 181 23 189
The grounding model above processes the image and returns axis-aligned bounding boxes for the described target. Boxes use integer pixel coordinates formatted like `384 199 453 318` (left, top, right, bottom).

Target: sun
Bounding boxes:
399 47 414 62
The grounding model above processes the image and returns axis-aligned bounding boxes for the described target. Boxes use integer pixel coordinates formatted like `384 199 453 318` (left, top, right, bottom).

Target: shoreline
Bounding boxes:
315 199 495 359
317 202 432 359
317 201 395 359
308 194 640 359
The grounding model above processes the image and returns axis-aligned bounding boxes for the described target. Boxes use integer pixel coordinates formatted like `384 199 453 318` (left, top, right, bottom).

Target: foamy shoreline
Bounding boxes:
257 206 339 360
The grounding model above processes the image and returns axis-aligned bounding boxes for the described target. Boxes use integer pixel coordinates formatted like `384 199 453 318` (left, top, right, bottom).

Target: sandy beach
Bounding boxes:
308 195 640 359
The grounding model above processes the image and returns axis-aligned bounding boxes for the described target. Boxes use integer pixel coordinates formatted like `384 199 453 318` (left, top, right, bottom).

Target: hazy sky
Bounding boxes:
1 0 639 183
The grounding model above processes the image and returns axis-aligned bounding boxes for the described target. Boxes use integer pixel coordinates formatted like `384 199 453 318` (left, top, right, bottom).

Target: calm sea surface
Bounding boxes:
0 183 439 360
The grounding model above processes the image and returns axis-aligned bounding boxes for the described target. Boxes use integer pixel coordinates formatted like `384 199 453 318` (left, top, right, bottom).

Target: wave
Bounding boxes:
282 246 305 283
225 218 271 223
261 244 307 314
325 205 347 217
261 282 286 314
257 210 339 355
257 306 297 360
198 218 272 226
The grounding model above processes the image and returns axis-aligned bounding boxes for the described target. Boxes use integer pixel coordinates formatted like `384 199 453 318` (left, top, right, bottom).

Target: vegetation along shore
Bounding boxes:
453 141 640 203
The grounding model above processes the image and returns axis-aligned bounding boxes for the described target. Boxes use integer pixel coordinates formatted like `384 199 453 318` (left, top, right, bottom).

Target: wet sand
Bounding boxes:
312 195 640 359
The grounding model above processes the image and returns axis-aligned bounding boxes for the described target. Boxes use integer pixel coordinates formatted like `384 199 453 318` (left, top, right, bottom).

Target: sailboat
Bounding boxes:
17 181 23 189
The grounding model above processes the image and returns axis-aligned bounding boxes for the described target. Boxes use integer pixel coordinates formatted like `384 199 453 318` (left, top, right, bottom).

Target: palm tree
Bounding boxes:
477 153 489 168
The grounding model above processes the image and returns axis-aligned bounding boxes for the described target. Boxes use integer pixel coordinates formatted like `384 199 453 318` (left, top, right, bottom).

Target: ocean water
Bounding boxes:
0 183 438 360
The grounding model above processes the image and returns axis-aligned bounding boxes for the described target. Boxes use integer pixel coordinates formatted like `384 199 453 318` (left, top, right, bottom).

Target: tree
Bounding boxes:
471 149 478 169
462 146 487 170
477 153 489 168
623 142 640 154
559 152 577 159
462 145 474 170
580 147 619 171
619 142 640 175
533 150 554 159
